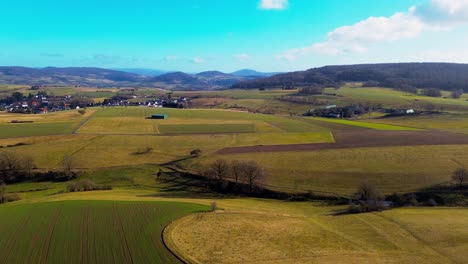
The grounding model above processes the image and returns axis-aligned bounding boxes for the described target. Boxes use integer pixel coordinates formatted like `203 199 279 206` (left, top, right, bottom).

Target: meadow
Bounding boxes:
310 117 420 131
187 144 468 195
365 113 468 134
167 203 468 264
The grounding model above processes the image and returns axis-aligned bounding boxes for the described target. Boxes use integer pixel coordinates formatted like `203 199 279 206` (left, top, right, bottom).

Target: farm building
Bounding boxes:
150 114 168 119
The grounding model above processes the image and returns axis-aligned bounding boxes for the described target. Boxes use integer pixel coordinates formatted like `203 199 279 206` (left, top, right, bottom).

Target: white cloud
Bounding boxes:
276 0 468 60
416 0 468 24
278 11 425 60
233 54 251 62
191 57 205 64
259 0 288 10
161 56 178 62
413 48 468 62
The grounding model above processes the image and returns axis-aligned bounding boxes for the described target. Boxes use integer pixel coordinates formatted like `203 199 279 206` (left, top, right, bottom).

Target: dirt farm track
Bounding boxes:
217 130 468 154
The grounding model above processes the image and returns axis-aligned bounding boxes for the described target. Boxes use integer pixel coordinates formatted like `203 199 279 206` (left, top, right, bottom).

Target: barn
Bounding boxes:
150 114 168 119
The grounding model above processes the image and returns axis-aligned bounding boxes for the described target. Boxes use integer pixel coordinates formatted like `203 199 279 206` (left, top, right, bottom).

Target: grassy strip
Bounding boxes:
311 117 421 131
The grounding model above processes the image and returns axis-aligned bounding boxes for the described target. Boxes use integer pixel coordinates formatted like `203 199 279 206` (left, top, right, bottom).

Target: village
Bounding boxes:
0 87 190 114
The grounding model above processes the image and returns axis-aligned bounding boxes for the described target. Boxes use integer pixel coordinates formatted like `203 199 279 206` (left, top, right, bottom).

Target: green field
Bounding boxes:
0 200 207 263
0 122 80 138
76 107 328 135
158 123 255 134
311 117 421 131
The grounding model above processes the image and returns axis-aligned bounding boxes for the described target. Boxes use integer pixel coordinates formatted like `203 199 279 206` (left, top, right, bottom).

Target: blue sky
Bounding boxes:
1 0 468 72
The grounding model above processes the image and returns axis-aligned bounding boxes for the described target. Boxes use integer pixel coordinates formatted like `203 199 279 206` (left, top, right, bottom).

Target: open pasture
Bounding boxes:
193 144 468 195
167 205 468 264
0 200 207 264
310 117 420 131
366 114 468 134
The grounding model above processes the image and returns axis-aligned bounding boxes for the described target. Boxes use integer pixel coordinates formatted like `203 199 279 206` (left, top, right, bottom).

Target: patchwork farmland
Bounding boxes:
1 89 468 264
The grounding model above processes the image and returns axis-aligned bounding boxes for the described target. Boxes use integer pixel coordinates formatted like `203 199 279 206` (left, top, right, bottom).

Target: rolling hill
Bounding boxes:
232 63 468 91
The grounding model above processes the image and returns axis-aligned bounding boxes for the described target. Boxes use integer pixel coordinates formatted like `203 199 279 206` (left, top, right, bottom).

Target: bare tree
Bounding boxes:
242 161 265 193
204 159 230 191
354 180 383 201
62 154 76 176
205 159 229 183
22 155 35 178
452 168 467 188
231 160 243 184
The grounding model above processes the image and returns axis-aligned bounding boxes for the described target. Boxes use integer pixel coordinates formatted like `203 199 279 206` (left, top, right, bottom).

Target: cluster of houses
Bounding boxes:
102 96 189 109
1 86 191 114
0 94 90 114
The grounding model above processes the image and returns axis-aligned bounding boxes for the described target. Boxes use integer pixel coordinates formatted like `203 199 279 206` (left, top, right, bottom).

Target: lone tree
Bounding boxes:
62 154 77 176
354 180 383 201
349 181 385 213
242 161 265 193
452 168 467 188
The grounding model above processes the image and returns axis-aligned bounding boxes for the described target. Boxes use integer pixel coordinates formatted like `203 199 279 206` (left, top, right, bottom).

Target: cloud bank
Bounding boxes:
278 0 468 61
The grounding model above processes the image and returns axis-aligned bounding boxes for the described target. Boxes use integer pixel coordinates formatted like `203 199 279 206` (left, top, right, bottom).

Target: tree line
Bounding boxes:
203 159 266 194
232 63 468 92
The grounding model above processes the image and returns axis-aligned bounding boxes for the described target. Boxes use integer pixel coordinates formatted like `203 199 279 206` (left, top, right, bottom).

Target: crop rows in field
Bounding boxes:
0 200 207 264
0 122 80 138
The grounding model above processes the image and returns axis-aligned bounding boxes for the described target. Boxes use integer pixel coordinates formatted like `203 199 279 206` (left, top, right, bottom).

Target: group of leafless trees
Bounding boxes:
204 159 266 194
0 152 80 184
0 152 35 183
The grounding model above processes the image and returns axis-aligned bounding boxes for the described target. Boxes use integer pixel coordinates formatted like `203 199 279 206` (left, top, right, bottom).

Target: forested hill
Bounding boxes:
232 63 468 91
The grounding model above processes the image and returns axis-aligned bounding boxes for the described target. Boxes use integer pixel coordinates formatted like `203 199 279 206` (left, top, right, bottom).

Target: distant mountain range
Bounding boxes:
0 66 278 90
230 69 280 78
232 63 468 91
5 63 467 92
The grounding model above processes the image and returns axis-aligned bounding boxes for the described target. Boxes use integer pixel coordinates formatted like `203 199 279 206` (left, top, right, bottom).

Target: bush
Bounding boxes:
67 179 112 192
78 109 86 115
2 193 21 203
210 201 217 212
422 88 442 97
190 149 202 156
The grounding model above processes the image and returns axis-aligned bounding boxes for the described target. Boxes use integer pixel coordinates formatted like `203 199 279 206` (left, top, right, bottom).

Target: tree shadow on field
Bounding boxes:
137 170 231 199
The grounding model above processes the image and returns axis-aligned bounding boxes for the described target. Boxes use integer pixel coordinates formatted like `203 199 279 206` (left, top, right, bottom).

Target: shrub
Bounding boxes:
2 193 21 203
67 179 112 192
190 149 202 156
210 201 217 212
77 109 86 115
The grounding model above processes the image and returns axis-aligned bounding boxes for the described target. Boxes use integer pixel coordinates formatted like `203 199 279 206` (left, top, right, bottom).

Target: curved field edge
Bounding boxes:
164 213 206 264
0 200 209 264
165 208 468 264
